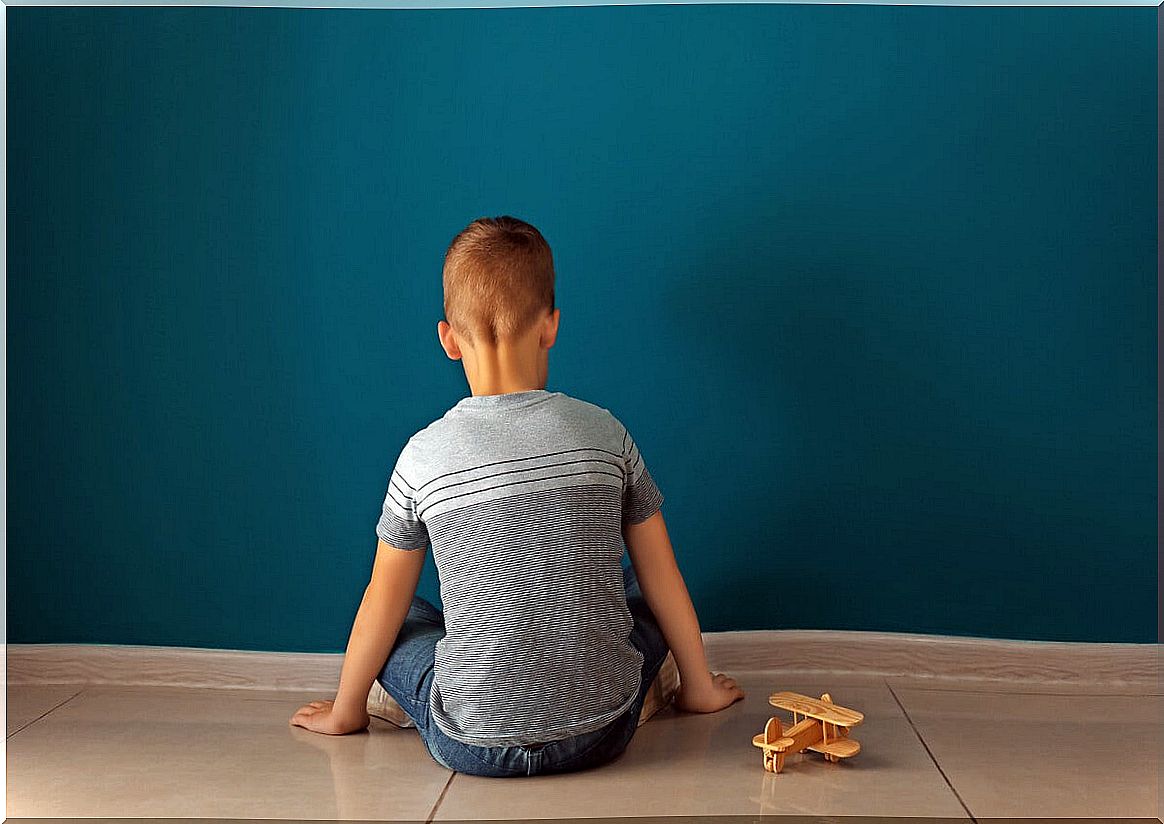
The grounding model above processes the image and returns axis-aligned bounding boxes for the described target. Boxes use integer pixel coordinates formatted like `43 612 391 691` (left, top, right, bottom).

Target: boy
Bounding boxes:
290 216 744 776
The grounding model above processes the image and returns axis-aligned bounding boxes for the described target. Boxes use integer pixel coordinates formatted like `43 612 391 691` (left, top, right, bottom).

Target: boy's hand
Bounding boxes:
288 699 370 735
674 671 745 714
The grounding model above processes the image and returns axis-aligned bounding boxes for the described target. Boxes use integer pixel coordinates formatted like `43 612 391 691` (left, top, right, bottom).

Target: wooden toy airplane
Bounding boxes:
751 691 864 773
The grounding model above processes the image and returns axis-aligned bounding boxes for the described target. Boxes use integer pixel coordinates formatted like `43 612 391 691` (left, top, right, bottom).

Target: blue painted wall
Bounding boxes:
7 6 1156 649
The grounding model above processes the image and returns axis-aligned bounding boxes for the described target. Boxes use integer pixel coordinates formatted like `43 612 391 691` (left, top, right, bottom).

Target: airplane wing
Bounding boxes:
767 691 864 727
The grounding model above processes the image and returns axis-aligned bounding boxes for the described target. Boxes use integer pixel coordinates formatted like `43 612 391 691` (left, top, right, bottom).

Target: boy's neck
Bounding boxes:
468 375 546 397
461 338 548 398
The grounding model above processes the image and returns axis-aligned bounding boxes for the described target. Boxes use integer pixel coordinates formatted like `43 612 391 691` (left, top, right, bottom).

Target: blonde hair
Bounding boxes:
442 216 555 345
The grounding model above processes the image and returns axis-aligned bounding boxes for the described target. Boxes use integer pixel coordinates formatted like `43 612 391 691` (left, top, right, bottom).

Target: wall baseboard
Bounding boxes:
6 631 1158 693
702 630 1158 689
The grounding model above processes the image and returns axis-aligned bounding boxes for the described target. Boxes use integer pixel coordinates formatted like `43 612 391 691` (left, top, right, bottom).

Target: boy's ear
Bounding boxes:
437 320 462 361
541 308 560 350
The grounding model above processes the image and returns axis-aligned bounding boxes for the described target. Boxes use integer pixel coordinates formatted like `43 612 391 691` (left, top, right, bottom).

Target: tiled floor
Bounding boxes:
6 672 1160 820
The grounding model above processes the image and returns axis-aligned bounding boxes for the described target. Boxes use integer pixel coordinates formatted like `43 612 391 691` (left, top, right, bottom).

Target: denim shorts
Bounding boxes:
375 561 671 777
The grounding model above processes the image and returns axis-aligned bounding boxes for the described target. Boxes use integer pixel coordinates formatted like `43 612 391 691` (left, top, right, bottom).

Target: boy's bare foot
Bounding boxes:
367 679 416 729
638 650 680 726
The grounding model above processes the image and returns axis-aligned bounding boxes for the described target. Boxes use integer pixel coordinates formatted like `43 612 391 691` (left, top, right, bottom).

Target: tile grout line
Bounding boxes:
6 686 87 740
425 770 456 823
884 679 979 824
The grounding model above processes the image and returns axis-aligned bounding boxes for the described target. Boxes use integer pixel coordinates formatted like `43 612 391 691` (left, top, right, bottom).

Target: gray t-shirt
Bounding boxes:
376 389 665 747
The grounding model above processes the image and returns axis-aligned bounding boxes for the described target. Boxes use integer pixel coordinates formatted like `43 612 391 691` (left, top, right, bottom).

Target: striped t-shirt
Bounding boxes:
376 389 665 747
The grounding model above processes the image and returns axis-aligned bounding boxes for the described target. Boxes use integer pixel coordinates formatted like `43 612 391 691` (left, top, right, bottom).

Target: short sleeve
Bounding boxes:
375 450 429 551
616 418 664 525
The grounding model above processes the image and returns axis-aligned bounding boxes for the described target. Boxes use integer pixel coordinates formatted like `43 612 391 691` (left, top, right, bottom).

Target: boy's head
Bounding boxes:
440 216 556 347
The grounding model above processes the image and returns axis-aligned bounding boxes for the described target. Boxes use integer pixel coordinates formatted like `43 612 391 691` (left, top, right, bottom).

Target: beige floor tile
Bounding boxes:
893 687 1160 818
434 673 970 819
7 685 84 737
6 684 452 818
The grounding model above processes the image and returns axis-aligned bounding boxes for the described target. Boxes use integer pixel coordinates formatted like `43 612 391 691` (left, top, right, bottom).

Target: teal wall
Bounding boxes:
8 6 1156 650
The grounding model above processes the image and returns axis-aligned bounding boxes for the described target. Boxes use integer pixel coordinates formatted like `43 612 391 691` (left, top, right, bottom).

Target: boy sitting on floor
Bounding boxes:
290 215 744 776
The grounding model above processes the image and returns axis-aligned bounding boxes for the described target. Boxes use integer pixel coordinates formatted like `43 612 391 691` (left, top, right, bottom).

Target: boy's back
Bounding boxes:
378 388 665 747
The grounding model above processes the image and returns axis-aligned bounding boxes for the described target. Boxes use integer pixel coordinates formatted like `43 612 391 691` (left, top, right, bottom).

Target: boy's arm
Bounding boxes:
330 538 426 721
623 510 744 713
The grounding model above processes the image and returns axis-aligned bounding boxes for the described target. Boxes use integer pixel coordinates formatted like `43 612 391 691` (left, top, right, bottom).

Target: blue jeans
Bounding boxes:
376 561 671 777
